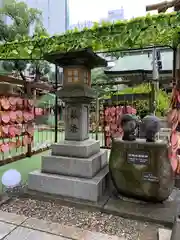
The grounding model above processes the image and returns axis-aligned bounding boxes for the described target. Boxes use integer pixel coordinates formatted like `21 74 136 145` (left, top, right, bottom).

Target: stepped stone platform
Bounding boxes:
28 139 109 202
42 148 107 178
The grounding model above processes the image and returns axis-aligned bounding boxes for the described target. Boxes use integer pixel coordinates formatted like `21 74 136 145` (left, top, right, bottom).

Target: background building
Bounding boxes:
107 7 125 22
68 7 125 31
0 0 3 8
0 0 6 23
22 0 69 35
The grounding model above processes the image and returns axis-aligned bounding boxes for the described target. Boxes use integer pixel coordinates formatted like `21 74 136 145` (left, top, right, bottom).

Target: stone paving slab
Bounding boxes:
0 210 27 225
158 228 171 240
0 211 124 240
3 227 66 240
139 225 160 240
22 217 123 240
0 222 16 239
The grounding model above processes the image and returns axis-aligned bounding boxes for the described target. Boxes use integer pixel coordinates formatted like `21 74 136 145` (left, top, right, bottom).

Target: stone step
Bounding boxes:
51 139 100 158
42 149 108 178
28 166 109 202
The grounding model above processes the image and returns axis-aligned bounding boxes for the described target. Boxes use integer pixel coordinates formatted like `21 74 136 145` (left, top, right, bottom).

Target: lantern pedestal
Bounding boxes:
28 96 109 201
28 48 109 202
28 144 108 201
29 129 109 201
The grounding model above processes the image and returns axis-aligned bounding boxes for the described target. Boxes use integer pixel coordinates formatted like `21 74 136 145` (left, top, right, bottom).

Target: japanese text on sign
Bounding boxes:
143 172 159 183
127 152 149 165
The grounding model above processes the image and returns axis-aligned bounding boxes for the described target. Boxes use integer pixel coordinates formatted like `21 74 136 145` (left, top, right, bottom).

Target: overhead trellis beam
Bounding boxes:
146 0 180 13
0 12 180 60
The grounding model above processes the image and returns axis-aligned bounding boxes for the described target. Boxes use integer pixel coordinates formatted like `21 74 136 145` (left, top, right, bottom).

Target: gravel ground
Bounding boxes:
0 197 161 239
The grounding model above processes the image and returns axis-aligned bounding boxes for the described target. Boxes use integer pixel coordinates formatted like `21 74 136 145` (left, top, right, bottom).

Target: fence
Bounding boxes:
0 68 56 166
0 91 155 165
0 97 55 165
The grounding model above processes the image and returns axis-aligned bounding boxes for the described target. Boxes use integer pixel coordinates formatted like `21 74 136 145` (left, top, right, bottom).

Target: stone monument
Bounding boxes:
120 114 139 141
28 48 109 202
141 115 161 142
109 115 174 202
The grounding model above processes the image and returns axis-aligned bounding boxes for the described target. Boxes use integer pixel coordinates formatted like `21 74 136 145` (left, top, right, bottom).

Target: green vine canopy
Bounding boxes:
0 12 180 60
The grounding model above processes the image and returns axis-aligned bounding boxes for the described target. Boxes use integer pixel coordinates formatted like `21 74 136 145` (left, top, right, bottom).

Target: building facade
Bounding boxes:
107 7 125 22
23 0 69 35
68 7 125 31
0 0 6 23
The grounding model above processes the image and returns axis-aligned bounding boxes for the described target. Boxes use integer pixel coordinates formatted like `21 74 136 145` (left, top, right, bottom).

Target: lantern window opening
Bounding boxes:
68 70 73 76
84 70 89 84
66 68 81 83
68 76 73 83
74 76 79 82
74 70 78 77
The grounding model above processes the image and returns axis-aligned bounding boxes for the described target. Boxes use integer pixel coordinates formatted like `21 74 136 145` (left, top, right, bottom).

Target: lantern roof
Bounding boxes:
44 48 107 69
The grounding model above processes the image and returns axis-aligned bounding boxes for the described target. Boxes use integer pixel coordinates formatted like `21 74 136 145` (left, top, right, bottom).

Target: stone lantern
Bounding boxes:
46 48 106 141
28 48 109 202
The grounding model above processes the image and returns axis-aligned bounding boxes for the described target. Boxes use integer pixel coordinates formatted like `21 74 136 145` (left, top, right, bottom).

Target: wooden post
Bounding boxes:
150 82 156 114
95 97 99 140
150 48 159 115
174 48 180 186
175 48 180 89
27 83 33 157
55 65 58 143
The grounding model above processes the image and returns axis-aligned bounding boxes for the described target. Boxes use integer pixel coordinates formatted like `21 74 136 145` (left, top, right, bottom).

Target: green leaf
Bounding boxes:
0 11 179 59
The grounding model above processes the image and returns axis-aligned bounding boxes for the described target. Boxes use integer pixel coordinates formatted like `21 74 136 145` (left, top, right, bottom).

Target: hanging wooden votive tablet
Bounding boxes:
1 112 10 124
9 97 17 110
1 143 10 153
9 111 16 123
8 126 16 138
16 111 23 123
2 126 9 137
1 97 10 110
16 97 23 109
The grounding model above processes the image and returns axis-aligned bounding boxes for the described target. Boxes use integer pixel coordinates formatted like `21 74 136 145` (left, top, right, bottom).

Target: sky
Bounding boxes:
69 0 173 24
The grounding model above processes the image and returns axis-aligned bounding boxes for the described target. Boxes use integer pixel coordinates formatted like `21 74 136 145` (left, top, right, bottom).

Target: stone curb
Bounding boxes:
0 210 124 240
22 190 178 228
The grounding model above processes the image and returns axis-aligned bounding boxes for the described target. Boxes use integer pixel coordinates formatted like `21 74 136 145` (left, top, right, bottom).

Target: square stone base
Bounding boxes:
42 149 108 178
28 166 109 202
51 139 100 158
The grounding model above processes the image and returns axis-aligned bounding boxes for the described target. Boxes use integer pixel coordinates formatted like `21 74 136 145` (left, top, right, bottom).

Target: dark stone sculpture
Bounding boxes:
109 139 174 202
141 115 160 142
121 114 139 141
109 114 174 202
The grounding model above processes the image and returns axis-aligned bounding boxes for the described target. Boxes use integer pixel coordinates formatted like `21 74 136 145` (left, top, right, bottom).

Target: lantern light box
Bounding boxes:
44 48 106 88
64 67 91 86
